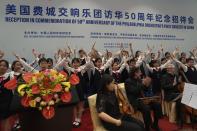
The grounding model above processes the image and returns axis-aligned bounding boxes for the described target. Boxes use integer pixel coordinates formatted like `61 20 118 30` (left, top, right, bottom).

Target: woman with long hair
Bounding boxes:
96 74 145 131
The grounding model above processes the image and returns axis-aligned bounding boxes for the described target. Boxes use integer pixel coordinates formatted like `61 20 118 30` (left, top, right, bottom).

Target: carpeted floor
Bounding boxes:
72 109 197 131
0 109 196 131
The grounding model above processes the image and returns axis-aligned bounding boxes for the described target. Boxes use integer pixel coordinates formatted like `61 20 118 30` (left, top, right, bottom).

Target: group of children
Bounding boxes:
0 43 197 131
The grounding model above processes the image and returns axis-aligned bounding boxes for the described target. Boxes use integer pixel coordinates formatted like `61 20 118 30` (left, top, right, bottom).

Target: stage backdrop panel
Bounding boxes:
0 0 197 62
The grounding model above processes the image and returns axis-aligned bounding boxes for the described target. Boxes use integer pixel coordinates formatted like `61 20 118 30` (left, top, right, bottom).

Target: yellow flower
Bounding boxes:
50 69 58 76
34 72 40 77
31 76 37 84
65 88 69 92
29 100 36 107
20 91 25 96
61 82 71 88
57 74 66 81
17 84 27 96
48 100 55 106
26 90 33 97
40 101 47 106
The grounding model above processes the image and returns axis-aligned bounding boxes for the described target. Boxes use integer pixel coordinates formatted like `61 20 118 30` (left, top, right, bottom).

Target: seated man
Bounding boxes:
125 67 162 131
161 64 184 125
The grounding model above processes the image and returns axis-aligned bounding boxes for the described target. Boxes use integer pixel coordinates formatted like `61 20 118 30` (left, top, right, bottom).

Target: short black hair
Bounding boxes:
135 50 141 58
150 60 158 67
78 49 84 54
0 59 9 68
94 57 102 63
161 57 166 62
129 58 136 62
98 74 114 93
21 57 27 62
181 52 186 56
47 58 53 64
179 57 185 62
38 57 47 65
112 60 119 67
114 58 120 63
165 52 170 57
72 58 80 64
129 67 140 78
186 58 194 63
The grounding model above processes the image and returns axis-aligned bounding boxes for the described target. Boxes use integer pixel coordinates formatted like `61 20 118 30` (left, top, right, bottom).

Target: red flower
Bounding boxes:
43 81 50 88
43 76 50 82
43 69 50 76
22 73 33 83
42 106 55 119
4 78 17 90
69 74 79 85
43 77 51 87
21 95 31 107
42 94 53 103
31 85 40 94
59 71 68 78
61 92 72 103
52 84 62 92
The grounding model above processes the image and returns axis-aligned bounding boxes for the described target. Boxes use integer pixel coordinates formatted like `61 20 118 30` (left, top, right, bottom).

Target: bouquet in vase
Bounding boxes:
4 69 79 119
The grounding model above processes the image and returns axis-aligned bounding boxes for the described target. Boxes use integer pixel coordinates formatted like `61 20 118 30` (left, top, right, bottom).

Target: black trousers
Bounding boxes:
137 101 162 131
165 93 184 124
104 115 145 131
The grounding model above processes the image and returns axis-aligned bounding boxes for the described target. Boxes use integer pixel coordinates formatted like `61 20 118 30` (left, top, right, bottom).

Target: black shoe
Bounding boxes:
12 123 21 131
151 124 161 131
177 120 183 128
72 121 81 128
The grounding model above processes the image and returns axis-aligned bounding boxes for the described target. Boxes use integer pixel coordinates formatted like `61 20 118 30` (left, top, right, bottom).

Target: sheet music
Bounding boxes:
181 83 197 109
188 93 197 109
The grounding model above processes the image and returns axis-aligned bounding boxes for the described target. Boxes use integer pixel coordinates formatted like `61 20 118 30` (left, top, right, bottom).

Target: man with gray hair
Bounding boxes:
161 63 184 126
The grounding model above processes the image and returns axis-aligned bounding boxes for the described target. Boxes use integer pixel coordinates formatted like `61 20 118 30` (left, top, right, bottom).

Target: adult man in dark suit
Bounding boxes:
161 63 184 126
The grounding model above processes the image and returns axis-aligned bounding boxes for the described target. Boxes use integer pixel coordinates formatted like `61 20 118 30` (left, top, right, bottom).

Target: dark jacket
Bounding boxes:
125 78 146 109
0 76 13 119
185 66 197 84
96 91 122 129
161 73 179 101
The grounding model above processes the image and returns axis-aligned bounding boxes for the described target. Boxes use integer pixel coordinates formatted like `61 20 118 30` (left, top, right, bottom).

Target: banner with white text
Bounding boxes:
0 0 197 61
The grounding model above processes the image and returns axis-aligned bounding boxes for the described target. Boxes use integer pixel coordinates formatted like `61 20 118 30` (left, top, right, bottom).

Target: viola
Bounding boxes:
115 84 134 115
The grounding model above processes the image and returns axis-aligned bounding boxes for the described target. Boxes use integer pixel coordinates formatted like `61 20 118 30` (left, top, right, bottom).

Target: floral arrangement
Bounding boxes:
4 69 79 119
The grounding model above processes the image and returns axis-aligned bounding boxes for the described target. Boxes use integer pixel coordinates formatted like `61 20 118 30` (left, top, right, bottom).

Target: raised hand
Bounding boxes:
147 44 152 53
0 50 4 59
13 52 20 59
160 44 164 52
67 45 72 54
175 46 180 54
32 48 37 58
129 43 132 48
170 53 175 60
92 42 96 50
173 46 180 57
129 43 134 57
83 50 87 57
